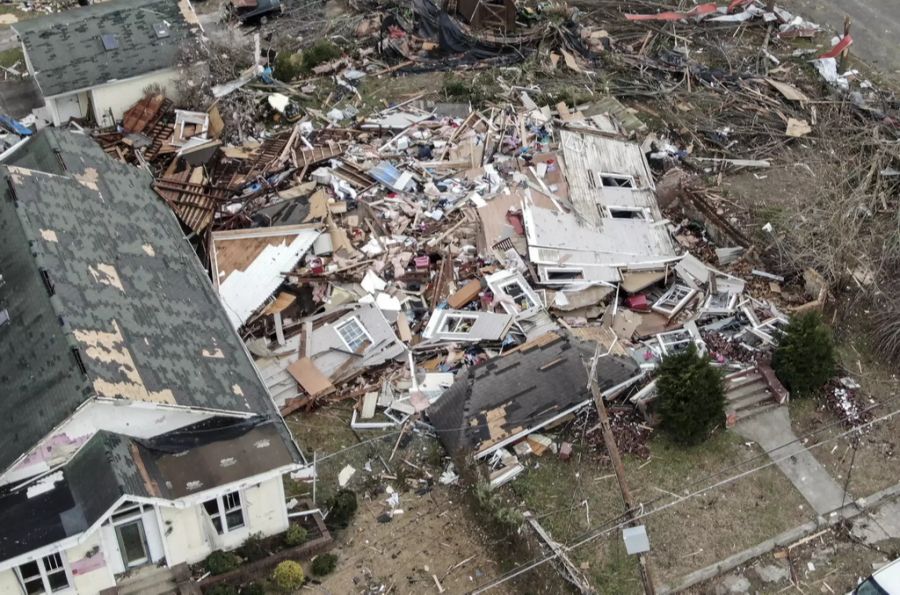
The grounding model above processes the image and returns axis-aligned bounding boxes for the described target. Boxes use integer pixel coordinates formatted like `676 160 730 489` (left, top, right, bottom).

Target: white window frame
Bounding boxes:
437 313 478 336
605 206 649 220
203 489 246 535
497 278 539 311
15 552 71 594
598 173 636 188
544 267 585 281
335 317 372 352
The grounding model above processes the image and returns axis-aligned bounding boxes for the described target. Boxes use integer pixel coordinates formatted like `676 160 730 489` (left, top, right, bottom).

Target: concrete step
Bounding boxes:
116 566 178 595
725 379 768 401
735 402 780 422
725 371 764 391
728 389 773 411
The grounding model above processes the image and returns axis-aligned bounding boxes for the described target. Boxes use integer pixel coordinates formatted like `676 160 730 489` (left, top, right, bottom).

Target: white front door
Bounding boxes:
54 93 83 125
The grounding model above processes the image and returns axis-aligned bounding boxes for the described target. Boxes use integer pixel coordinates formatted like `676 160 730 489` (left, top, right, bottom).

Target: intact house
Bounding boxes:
522 128 679 287
0 129 310 594
12 0 200 128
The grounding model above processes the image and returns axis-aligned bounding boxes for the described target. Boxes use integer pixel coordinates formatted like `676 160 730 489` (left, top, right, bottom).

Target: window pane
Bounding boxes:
43 553 63 571
224 491 241 510
225 509 245 530
211 516 224 534
19 561 40 580
203 499 219 515
46 570 69 592
23 577 45 595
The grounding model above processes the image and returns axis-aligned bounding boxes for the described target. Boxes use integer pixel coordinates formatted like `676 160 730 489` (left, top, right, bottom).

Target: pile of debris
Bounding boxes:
68 0 898 489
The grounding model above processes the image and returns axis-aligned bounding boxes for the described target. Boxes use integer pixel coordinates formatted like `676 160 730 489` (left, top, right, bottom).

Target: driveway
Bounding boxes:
784 0 900 78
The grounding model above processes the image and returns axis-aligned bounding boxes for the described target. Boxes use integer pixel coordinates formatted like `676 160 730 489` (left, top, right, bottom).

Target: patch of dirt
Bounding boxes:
316 485 514 595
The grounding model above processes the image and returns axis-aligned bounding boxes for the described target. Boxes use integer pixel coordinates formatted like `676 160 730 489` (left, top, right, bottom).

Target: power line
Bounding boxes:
471 403 900 594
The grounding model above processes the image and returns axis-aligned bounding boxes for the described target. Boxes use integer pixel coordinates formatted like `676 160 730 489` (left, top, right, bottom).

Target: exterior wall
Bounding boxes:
243 476 290 537
2 402 218 486
68 532 116 594
0 568 22 595
90 68 181 128
47 91 90 127
161 476 289 565
159 505 211 566
0 532 115 595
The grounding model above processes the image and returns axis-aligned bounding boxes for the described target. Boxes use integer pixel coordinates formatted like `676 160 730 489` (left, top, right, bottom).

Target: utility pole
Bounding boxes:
588 346 656 595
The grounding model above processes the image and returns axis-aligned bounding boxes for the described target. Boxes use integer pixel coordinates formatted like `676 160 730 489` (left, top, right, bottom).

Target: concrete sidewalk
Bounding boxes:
735 407 846 516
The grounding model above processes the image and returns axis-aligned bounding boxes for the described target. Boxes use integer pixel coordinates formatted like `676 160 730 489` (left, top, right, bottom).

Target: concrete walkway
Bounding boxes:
735 407 846 516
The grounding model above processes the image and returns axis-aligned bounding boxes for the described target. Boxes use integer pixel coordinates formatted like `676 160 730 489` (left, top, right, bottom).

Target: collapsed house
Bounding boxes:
428 332 641 485
0 129 310 594
13 0 200 127
523 129 679 286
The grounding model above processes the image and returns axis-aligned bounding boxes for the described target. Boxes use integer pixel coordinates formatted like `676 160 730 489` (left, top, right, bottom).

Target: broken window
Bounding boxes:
498 279 537 312
656 329 694 355
607 207 648 220
546 268 584 281
651 284 698 317
17 553 69 594
439 313 477 335
599 173 635 188
203 490 245 535
336 317 371 352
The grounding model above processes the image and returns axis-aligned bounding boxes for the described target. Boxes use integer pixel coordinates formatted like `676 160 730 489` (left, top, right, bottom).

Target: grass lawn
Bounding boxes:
0 47 23 70
504 430 813 590
789 330 900 499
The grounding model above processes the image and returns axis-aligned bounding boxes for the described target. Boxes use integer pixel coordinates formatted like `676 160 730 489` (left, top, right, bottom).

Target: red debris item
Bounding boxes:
819 35 853 60
625 294 651 312
506 208 524 235
559 442 573 461
727 0 753 12
414 255 430 269
625 3 717 21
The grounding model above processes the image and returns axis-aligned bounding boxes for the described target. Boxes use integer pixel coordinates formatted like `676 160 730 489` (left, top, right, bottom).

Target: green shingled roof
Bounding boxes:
0 129 297 472
13 0 196 98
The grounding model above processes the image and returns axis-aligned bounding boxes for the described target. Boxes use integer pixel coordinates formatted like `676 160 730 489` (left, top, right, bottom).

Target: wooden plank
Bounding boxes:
287 357 335 398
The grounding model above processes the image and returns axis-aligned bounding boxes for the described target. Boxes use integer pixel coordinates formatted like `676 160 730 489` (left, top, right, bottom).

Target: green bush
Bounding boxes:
772 311 836 397
205 550 241 575
236 533 267 563
206 586 238 595
273 51 304 82
239 583 265 595
473 482 523 533
283 524 307 547
272 560 305 592
656 345 725 445
311 553 338 576
327 489 357 529
302 40 341 72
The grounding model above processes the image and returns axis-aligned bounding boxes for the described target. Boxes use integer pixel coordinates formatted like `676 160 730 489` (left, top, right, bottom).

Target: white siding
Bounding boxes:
0 568 21 595
47 92 90 126
244 476 289 537
69 532 116 594
90 68 181 128
159 505 211 566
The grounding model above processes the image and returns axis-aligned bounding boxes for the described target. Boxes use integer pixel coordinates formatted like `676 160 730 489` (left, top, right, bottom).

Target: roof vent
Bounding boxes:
100 33 119 51
153 22 170 38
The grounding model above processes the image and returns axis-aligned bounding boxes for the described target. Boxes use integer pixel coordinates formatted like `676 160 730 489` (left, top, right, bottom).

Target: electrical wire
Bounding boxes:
469 402 900 594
